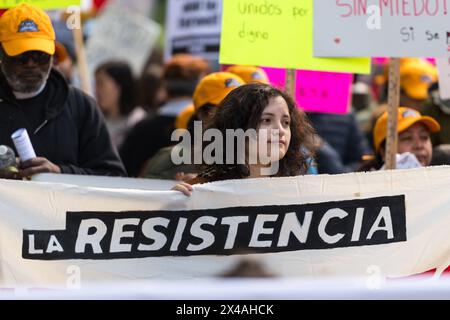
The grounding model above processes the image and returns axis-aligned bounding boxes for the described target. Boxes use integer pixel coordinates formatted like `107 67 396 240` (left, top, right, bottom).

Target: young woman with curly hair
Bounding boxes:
173 83 317 196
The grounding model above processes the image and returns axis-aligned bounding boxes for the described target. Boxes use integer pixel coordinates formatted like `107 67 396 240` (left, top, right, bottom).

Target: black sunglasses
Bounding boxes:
5 51 51 66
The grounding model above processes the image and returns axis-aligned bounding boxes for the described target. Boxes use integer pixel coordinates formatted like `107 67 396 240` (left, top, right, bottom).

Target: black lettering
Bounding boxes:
238 1 282 16
292 7 309 17
22 196 406 260
238 22 269 43
184 2 200 12
400 26 415 42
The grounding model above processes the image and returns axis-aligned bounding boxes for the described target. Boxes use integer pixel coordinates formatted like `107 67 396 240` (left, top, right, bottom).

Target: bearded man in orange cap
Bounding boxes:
0 4 126 179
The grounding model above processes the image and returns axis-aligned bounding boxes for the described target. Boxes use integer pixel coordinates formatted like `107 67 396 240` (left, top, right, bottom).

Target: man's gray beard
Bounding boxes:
1 64 51 94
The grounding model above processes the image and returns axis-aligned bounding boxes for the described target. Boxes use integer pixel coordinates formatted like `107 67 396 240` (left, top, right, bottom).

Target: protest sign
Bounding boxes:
85 2 161 76
1 166 450 286
314 0 450 57
165 0 222 61
262 67 353 114
296 70 353 113
220 0 370 74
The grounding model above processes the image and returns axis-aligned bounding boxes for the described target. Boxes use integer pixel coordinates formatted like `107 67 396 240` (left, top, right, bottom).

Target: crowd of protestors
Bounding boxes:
0 3 449 187
2 3 450 281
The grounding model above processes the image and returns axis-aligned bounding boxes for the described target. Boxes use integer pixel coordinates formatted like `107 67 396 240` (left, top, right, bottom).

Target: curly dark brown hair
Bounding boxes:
198 83 316 181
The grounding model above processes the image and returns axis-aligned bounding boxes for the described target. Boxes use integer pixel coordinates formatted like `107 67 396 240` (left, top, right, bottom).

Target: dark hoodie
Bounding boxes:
0 69 126 176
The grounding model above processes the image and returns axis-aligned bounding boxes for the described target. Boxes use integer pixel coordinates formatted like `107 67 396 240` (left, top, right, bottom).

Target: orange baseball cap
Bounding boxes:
373 107 440 152
226 65 270 84
0 4 55 56
193 72 244 110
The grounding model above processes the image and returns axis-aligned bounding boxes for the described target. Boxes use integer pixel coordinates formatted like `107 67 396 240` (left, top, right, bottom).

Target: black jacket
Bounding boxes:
0 69 127 176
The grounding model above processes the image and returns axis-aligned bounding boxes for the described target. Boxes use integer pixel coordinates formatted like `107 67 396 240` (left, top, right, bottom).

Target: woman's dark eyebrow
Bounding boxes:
261 113 291 118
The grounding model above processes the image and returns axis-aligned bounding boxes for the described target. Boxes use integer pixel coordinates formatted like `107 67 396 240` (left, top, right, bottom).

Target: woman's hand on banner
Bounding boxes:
171 182 193 197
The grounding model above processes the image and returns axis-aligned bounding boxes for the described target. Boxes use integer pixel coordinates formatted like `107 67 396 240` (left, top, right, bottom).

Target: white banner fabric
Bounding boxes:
1 166 450 287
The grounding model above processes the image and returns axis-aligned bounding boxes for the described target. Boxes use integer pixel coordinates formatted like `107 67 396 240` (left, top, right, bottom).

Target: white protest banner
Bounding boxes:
437 55 450 100
1 166 450 287
314 0 450 57
85 2 161 76
31 173 177 190
165 0 222 61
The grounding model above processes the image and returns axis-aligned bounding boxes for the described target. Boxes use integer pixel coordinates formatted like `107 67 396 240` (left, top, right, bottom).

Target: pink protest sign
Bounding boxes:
262 67 353 114
261 66 285 90
296 70 353 114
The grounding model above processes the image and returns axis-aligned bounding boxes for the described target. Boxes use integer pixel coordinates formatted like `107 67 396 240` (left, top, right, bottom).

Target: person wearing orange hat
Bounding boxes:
399 58 438 110
0 4 55 94
174 72 245 130
141 72 244 179
360 107 440 171
226 65 270 84
192 71 244 121
0 4 126 178
366 58 438 151
375 58 437 110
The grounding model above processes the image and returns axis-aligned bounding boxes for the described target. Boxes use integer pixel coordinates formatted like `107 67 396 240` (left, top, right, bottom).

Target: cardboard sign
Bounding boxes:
165 0 222 61
220 0 370 74
262 67 353 114
85 2 161 76
314 0 450 57
0 0 80 9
